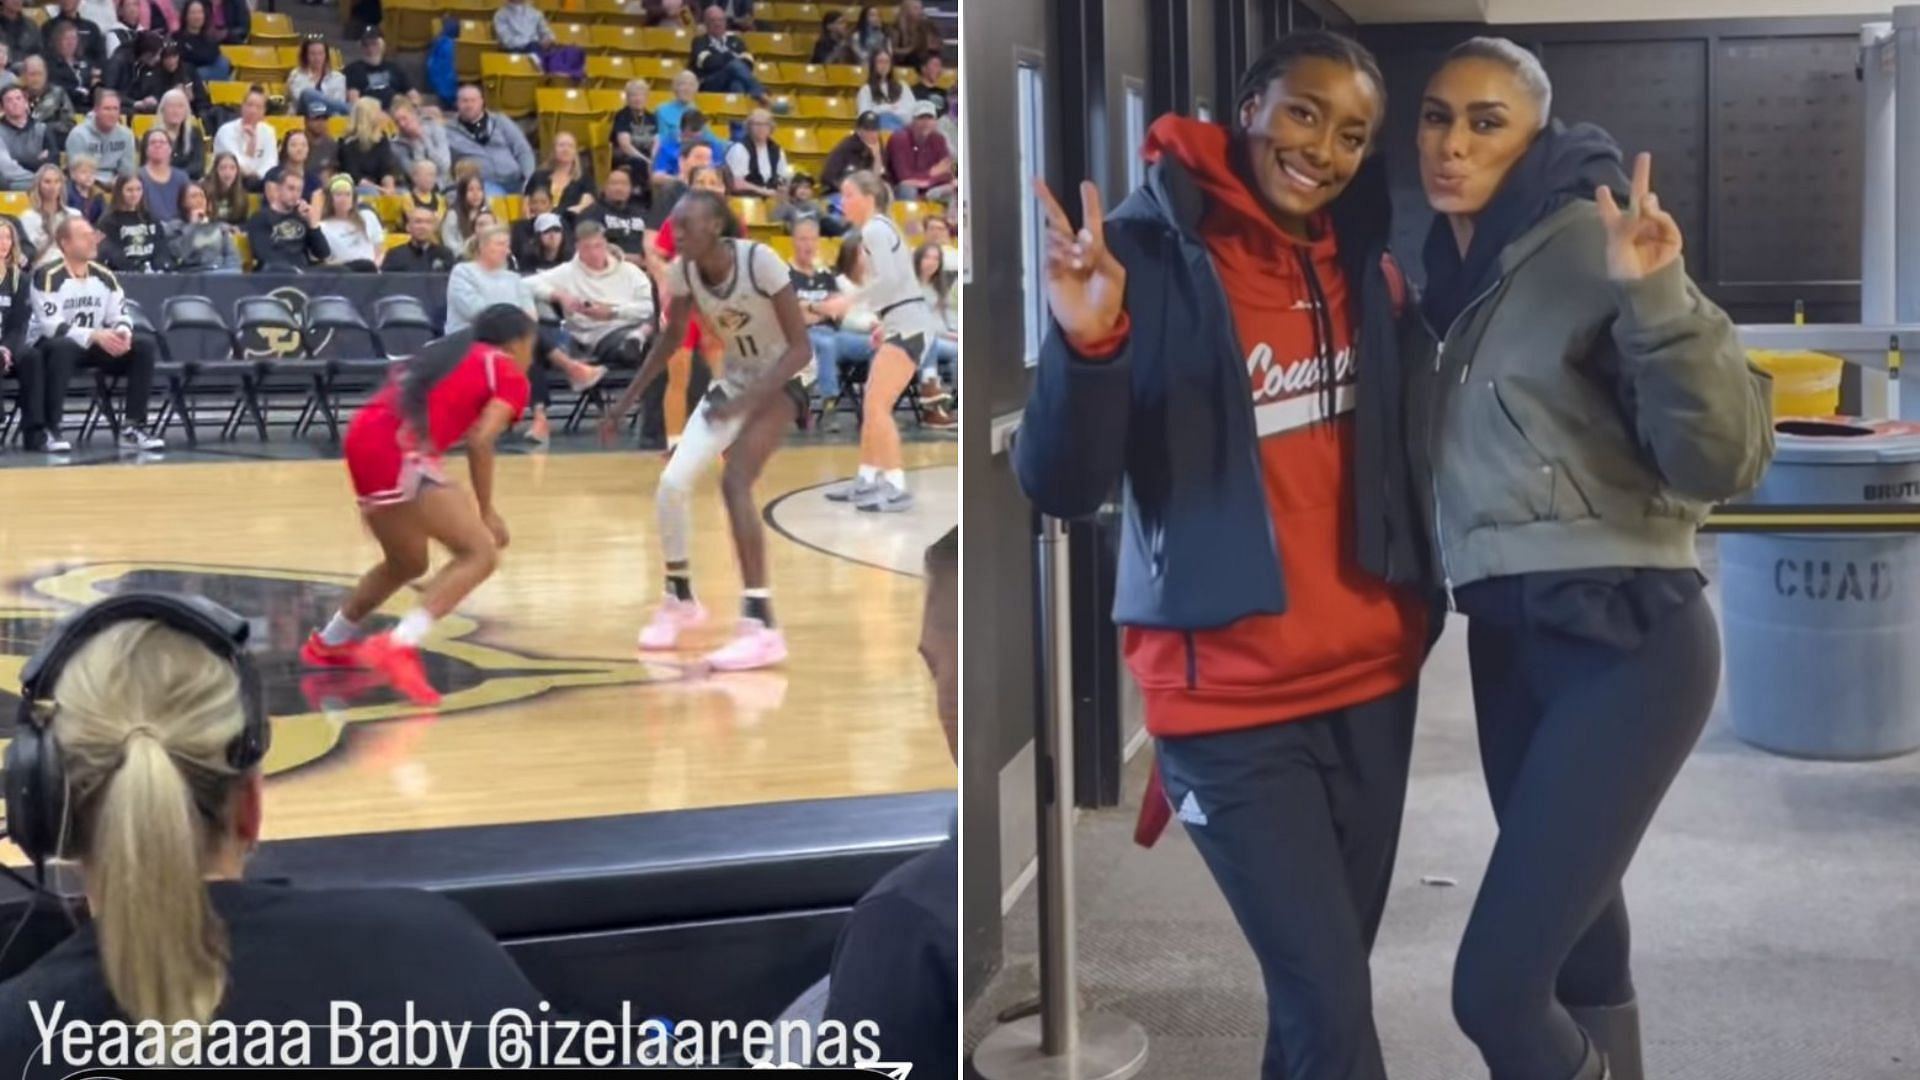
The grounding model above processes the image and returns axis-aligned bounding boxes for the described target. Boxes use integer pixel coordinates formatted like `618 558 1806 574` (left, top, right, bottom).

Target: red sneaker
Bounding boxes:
358 632 442 706
300 631 365 669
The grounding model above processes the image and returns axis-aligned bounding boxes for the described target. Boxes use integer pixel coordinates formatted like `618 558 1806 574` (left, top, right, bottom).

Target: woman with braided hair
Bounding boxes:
1015 31 1437 1080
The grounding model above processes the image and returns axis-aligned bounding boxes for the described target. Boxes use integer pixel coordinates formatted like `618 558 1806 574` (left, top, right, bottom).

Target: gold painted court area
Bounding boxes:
0 443 958 848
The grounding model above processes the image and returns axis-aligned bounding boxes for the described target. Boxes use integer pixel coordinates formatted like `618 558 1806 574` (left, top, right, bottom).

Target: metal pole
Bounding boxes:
972 516 1148 1080
1863 22 1897 417
1892 7 1920 418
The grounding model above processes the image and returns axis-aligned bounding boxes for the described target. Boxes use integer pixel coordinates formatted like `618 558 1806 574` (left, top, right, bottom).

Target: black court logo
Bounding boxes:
0 562 677 778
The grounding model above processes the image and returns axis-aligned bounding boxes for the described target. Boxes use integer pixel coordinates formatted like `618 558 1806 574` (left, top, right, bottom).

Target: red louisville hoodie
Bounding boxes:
1123 116 1425 739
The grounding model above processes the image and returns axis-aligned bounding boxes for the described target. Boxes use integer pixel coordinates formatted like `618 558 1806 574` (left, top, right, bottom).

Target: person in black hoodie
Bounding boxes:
583 164 648 268
0 0 41 62
246 165 329 271
46 21 100 112
383 204 455 273
117 33 173 112
44 0 106 67
1016 33 1434 1080
0 218 55 450
96 172 169 272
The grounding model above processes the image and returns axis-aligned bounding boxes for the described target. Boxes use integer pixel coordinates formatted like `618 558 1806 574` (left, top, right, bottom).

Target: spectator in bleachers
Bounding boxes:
338 96 400 193
174 0 227 81
493 0 553 56
277 127 323 199
651 140 713 219
137 128 187 223
154 88 204 179
207 0 250 46
890 0 942 70
143 40 209 114
22 57 78 150
68 90 135 179
856 49 913 132
96 172 169 271
214 86 277 189
583 162 648 267
528 219 656 372
246 164 329 270
688 4 767 102
521 211 569 272
169 182 240 269
205 150 248 225
923 212 958 272
529 129 595 218
287 37 349 117
404 157 445 222
724 107 790 199
46 0 108 66
0 606 551 1068
384 204 455 272
66 155 106 219
0 0 43 61
345 27 415 111
442 173 489 253
911 54 948 116
771 172 845 237
316 174 383 271
512 183 555 254
885 100 951 201
848 4 888 66
788 216 846 412
610 79 656 181
0 86 48 173
20 164 67 258
48 21 102 112
914 240 953 401
446 82 536 197
652 107 724 187
390 99 451 184
0 124 29 192
654 69 698 149
0 220 62 450
425 14 458 105
102 0 148 69
647 0 694 30
303 101 339 176
821 110 885 190
809 10 852 65
31 216 165 449
820 526 959 1080
717 0 751 30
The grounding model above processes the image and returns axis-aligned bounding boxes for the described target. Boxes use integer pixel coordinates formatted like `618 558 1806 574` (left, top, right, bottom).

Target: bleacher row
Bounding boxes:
370 1 907 48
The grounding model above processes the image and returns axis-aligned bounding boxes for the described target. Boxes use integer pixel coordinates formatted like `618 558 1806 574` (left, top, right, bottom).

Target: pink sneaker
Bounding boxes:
638 598 708 651
704 618 788 672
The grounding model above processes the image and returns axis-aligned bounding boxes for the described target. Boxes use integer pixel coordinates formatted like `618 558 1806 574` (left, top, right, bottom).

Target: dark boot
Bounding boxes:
1569 1001 1642 1080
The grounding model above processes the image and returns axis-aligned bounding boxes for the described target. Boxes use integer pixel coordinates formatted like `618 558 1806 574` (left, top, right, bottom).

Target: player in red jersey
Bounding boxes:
298 304 537 705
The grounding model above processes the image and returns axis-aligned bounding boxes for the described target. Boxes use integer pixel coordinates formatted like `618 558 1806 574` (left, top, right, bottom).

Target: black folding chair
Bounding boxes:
234 295 330 440
372 294 438 360
158 295 256 443
304 295 388 439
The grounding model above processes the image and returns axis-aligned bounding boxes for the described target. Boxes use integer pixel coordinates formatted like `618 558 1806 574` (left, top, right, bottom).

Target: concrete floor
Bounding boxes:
966 547 1920 1079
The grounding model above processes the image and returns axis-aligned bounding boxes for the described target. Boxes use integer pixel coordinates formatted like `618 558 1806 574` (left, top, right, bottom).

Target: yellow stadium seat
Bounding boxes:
577 0 634 24
207 81 252 108
767 233 793 259
729 196 772 229
0 191 26 217
130 114 156 139
385 0 438 50
742 32 805 59
370 194 410 230
641 26 692 55
447 0 495 14
587 118 613 181
481 53 544 118
490 194 525 221
593 24 649 55
754 60 787 89
695 92 753 121
250 11 296 44
535 86 601 150
585 55 637 89
384 231 409 250
635 56 686 83
823 64 863 89
550 21 593 48
587 88 626 115
891 199 929 230
785 63 829 90
222 46 285 86
783 126 829 157
455 20 498 83
327 116 348 139
233 232 251 267
261 114 302 141
797 95 856 122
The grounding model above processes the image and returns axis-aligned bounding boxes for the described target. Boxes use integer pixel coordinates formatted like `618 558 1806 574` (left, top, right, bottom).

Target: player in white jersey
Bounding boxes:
602 190 814 672
824 169 945 513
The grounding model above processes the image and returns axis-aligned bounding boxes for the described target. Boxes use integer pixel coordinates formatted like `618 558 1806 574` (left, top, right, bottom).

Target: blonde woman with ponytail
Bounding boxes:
0 604 545 1071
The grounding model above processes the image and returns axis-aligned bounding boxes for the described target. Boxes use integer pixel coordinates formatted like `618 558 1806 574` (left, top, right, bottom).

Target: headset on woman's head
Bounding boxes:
3 592 271 872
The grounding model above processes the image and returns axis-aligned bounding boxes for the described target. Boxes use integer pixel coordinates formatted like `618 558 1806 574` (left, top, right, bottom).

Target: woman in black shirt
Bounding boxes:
0 598 550 1077
96 173 170 272
174 0 227 82
46 21 98 111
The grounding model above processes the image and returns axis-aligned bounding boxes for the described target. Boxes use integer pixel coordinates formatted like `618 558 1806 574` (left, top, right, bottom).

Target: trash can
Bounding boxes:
1746 349 1845 417
1720 418 1920 759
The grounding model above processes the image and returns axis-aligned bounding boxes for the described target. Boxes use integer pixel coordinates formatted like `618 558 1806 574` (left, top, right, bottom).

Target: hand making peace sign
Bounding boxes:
1595 151 1683 283
1032 177 1126 344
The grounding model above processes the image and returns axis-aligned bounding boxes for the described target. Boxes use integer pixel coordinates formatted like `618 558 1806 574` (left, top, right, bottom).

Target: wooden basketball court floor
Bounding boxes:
0 441 958 856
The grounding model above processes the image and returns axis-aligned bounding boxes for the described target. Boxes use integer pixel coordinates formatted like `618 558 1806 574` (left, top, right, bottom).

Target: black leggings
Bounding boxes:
1453 585 1719 1079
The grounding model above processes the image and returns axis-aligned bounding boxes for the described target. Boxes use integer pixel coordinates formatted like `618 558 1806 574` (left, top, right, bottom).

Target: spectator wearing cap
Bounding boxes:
345 28 416 111
67 89 136 179
855 49 913 132
46 20 101 112
302 101 338 181
0 85 49 174
444 82 536 197
610 79 656 181
383 204 456 273
0 0 43 61
688 4 767 102
213 85 275 189
771 172 844 237
821 110 886 190
521 212 570 272
245 163 329 271
885 99 952 201
724 107 790 199
287 37 348 117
